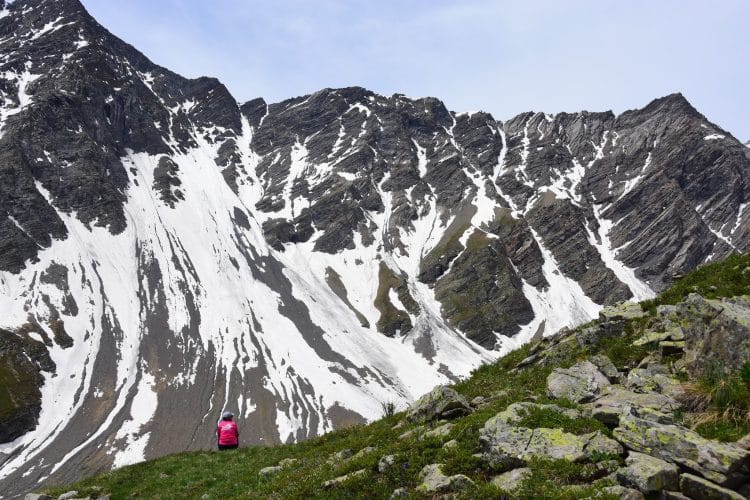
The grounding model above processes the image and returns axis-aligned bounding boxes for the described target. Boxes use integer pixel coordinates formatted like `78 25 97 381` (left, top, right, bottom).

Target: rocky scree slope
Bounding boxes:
42 252 750 499
1 0 750 495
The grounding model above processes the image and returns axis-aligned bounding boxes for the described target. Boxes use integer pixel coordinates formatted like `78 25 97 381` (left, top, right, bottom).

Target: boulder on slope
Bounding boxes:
585 386 681 425
676 294 750 376
547 361 611 403
406 386 472 423
613 415 750 485
480 414 622 467
415 464 474 494
615 451 679 493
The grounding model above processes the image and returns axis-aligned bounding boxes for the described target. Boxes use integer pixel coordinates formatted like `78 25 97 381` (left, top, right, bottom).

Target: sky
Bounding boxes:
81 0 750 141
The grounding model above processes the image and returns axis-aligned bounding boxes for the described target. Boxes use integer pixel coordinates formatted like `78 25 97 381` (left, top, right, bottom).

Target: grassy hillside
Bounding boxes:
44 252 750 499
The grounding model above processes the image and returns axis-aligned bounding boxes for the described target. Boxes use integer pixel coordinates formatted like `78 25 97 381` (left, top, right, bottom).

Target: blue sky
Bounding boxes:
81 0 749 141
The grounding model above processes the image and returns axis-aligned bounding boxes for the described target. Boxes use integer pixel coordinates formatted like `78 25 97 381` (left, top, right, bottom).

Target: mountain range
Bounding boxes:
1 0 749 495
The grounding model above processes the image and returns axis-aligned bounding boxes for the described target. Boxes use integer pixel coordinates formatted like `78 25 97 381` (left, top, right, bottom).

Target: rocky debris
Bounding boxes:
398 426 425 440
679 473 746 500
514 353 542 369
321 469 367 489
623 365 682 398
573 321 626 349
632 330 672 346
345 446 377 463
471 396 488 407
326 449 353 465
599 486 645 499
259 457 298 477
259 465 282 477
57 493 79 500
490 467 531 492
546 361 611 403
492 401 582 425
737 433 750 451
24 495 52 500
590 354 619 380
659 341 686 356
599 302 648 322
585 386 681 425
377 454 397 473
443 439 458 449
406 386 472 423
423 422 453 439
278 458 298 468
389 487 408 498
516 324 622 370
633 324 685 346
660 492 690 500
615 452 680 493
470 390 507 409
613 415 750 485
415 464 474 494
677 294 750 376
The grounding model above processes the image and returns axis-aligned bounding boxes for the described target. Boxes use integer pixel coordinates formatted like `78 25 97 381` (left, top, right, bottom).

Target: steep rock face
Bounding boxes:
0 326 55 443
0 0 749 496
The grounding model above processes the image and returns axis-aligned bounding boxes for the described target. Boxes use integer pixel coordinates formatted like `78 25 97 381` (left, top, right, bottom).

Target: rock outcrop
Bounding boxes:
675 294 750 376
546 360 612 402
406 386 472 423
613 415 750 486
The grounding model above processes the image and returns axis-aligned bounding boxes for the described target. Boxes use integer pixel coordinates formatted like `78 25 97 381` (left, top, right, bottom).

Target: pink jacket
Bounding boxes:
217 420 239 446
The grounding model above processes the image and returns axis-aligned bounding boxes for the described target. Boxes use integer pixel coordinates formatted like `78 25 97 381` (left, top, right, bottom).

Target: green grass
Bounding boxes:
509 458 620 499
595 320 654 369
45 342 568 499
640 252 750 314
516 406 610 437
694 420 750 442
678 361 750 441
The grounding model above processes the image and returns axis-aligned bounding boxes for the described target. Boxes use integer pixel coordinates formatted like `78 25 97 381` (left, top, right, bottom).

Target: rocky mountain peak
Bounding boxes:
0 0 749 496
634 92 702 121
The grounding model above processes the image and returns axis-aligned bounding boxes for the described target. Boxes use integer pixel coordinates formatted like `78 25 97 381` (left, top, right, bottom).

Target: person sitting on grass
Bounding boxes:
217 411 239 450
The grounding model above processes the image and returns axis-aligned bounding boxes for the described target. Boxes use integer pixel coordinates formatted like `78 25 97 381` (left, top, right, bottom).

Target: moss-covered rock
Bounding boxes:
480 415 622 466
546 360 611 403
415 463 474 494
615 451 679 493
677 294 750 377
679 472 745 500
613 415 750 485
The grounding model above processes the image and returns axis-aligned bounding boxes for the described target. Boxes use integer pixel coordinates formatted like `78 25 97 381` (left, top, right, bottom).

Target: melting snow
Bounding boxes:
412 139 428 178
618 152 651 200
587 205 654 301
731 203 748 242
516 227 601 341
